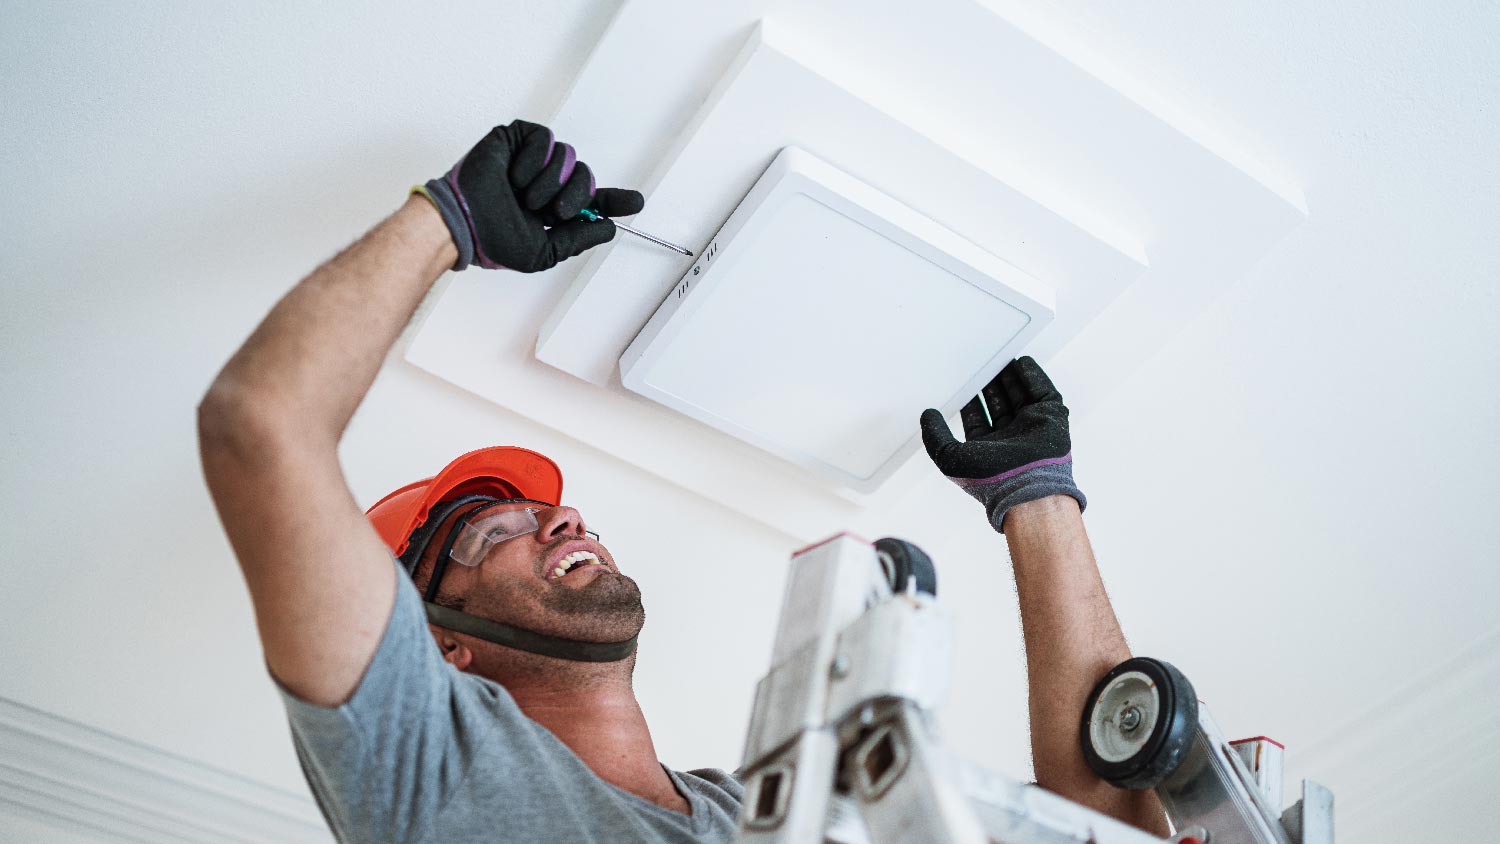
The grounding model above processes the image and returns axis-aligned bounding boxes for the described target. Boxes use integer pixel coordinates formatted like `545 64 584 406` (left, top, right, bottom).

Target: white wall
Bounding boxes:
2 2 1496 841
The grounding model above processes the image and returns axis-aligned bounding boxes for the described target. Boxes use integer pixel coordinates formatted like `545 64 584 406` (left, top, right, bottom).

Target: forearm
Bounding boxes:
200 195 456 447
1004 495 1166 834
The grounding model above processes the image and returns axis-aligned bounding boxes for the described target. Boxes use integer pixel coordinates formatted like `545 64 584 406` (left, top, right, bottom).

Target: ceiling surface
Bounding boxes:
2 2 1497 842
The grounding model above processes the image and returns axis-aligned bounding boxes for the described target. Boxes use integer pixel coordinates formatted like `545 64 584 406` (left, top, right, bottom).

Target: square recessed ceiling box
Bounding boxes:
412 16 1303 539
619 147 1053 492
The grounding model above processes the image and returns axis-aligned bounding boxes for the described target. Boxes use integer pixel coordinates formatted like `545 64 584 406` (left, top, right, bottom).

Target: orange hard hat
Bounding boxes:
365 446 564 558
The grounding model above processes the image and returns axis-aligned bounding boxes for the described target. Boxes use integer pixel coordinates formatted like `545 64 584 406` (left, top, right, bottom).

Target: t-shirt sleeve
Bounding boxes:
276 558 487 843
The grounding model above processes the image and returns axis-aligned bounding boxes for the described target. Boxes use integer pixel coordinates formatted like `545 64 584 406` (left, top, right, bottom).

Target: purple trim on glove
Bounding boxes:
541 128 555 167
944 456 1086 534
558 143 577 185
445 154 506 270
953 453 1074 490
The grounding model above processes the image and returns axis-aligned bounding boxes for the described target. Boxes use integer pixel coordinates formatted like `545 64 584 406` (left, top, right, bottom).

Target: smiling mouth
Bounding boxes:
548 550 604 581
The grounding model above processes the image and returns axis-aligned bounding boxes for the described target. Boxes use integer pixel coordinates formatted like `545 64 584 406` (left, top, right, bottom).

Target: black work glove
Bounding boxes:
415 120 645 272
918 356 1086 533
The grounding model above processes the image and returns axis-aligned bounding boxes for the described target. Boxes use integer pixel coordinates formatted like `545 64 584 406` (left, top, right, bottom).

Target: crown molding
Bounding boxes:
0 697 329 843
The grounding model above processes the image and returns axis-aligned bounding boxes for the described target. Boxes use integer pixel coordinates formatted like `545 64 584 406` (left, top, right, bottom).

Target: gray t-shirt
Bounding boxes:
278 559 744 843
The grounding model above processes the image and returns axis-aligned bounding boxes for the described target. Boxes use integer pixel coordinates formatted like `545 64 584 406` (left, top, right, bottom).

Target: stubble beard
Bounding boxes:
464 570 646 646
539 571 646 642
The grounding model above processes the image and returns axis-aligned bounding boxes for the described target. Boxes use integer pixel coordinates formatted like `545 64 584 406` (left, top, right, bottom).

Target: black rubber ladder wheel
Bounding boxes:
1079 657 1199 790
873 537 937 597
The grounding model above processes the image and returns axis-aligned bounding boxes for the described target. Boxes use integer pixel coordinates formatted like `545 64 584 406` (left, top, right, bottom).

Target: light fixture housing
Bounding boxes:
619 147 1053 492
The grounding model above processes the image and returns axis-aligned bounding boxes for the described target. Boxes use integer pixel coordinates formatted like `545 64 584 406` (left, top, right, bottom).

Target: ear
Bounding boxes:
430 626 474 671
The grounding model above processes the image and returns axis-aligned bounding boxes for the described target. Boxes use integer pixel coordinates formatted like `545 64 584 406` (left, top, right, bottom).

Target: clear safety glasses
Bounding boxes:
448 506 600 567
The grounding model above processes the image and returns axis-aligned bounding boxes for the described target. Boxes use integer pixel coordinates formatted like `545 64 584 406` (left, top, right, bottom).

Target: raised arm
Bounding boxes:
1003 496 1165 833
919 358 1167 834
198 196 456 706
198 120 641 706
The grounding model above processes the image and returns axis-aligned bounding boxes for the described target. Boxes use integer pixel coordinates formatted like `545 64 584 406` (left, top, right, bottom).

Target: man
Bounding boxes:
198 120 1164 841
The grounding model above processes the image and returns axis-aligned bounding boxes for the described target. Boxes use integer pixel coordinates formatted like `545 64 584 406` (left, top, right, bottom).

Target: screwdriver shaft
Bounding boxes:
613 221 694 256
575 208 693 256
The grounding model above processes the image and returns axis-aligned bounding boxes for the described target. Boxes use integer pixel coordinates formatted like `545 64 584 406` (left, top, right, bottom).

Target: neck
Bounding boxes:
479 652 691 815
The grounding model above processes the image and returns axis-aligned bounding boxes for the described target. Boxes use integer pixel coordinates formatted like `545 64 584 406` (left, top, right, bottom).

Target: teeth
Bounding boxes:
551 550 601 579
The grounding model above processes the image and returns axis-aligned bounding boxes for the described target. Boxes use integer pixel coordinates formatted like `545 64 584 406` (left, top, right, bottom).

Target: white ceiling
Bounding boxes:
1 2 1497 842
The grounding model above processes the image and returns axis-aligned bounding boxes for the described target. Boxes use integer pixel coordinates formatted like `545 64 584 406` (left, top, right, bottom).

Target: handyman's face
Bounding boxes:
421 502 645 645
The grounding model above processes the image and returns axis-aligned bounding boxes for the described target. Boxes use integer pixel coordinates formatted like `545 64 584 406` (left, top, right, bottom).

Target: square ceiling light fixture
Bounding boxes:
619 147 1053 492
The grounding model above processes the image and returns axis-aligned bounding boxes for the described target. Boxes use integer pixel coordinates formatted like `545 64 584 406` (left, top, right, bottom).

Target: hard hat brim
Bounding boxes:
365 446 564 558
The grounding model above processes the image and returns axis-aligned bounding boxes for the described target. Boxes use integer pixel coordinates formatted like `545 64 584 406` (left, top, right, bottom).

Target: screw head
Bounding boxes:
1118 705 1143 732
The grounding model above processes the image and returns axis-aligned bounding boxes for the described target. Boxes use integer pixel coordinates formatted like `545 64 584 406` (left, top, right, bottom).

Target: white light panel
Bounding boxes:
534 27 1146 392
620 147 1052 491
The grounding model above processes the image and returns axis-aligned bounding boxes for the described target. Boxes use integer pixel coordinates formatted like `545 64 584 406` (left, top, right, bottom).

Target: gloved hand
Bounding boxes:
415 120 645 272
919 356 1086 533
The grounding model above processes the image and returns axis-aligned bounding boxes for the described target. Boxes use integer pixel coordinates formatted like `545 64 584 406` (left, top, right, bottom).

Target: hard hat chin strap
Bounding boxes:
423 603 639 662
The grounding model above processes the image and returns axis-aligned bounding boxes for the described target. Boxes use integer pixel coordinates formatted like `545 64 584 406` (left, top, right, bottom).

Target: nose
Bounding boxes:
535 505 589 543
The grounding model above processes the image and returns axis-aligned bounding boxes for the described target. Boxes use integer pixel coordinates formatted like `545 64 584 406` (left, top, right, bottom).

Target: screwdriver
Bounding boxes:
575 208 694 256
